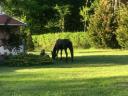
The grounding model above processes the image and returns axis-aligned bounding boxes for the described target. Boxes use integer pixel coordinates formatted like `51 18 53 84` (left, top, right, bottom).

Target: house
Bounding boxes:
0 13 26 55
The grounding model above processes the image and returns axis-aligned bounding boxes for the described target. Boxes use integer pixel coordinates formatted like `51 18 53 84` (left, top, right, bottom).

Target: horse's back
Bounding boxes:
55 39 72 48
64 39 73 48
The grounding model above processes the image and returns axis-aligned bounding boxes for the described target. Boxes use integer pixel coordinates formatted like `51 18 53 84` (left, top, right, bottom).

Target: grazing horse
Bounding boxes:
52 39 74 62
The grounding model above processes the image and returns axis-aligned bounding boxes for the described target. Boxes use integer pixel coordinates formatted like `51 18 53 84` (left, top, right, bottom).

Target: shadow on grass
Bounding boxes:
0 76 128 96
0 67 21 73
39 55 128 68
0 55 128 70
74 55 128 65
76 50 113 54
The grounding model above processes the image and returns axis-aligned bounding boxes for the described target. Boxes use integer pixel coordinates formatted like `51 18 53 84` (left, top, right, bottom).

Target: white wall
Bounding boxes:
0 45 24 56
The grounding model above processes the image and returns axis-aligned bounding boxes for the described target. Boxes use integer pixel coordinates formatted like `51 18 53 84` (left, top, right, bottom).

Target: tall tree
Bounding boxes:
54 4 70 32
80 6 90 32
2 0 94 32
116 3 128 49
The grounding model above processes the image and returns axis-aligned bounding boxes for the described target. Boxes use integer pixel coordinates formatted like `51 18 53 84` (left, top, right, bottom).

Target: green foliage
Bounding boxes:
80 6 90 32
0 2 4 13
54 4 70 16
54 4 70 32
2 0 86 33
116 4 128 49
45 19 60 32
88 0 119 48
80 6 90 21
3 0 128 49
32 32 91 51
4 54 52 67
26 32 34 51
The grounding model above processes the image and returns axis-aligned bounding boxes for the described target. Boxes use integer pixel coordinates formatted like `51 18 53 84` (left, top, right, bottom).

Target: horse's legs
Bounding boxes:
69 47 73 62
56 49 59 60
60 49 63 60
64 49 68 62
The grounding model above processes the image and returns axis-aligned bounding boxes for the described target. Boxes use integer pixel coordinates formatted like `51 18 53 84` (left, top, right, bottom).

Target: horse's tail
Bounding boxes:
69 42 74 62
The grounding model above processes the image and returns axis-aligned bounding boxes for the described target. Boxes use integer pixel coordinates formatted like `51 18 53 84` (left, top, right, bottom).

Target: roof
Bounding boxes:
0 14 26 26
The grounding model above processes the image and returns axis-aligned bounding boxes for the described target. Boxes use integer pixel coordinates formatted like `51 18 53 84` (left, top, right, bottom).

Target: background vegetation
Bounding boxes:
0 0 128 50
3 54 52 67
0 0 128 96
32 32 91 51
1 0 94 33
116 4 128 49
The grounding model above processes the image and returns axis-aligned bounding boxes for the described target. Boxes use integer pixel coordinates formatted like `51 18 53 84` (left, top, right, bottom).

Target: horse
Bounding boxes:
52 39 74 62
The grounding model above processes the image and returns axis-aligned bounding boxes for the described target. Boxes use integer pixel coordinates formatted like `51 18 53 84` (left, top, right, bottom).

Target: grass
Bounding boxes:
0 49 128 96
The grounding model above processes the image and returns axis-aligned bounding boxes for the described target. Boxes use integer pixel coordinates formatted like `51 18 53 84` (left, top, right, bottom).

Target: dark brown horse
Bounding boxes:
52 39 74 62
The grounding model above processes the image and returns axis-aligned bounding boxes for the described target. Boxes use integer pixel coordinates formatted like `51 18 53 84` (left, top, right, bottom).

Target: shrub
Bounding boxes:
26 32 34 51
88 0 120 48
4 54 52 67
116 4 128 49
32 32 91 51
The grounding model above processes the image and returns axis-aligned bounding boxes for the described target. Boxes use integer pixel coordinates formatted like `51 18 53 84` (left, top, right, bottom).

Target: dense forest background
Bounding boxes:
0 0 128 50
0 0 94 34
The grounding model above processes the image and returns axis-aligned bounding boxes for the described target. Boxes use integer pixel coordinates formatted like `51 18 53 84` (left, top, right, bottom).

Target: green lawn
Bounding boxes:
0 49 128 96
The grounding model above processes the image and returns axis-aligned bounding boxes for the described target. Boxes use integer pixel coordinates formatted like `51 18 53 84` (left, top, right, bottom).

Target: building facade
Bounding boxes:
0 14 26 55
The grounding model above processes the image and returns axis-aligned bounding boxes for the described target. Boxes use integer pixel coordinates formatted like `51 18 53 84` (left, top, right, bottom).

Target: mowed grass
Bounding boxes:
0 49 128 96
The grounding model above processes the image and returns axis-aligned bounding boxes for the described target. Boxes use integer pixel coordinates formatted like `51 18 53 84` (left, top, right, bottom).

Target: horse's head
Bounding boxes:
51 51 57 60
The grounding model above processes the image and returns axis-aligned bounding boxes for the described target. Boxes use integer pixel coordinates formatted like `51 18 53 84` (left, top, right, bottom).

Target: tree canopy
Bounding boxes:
1 0 92 33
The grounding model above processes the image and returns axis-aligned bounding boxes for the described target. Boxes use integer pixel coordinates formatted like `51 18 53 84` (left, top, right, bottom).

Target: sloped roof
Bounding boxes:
0 14 26 26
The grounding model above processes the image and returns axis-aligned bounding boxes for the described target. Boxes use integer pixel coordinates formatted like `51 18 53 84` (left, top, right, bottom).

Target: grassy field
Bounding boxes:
0 49 128 96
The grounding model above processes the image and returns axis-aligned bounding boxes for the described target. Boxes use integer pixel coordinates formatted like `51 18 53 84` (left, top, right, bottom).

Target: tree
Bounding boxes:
88 0 120 48
26 31 34 51
80 0 90 32
80 6 90 32
116 3 128 49
54 4 70 32
0 1 5 13
2 0 94 32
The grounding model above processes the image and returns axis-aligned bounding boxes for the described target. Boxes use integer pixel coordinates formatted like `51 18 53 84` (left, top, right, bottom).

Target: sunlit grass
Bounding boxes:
0 49 128 96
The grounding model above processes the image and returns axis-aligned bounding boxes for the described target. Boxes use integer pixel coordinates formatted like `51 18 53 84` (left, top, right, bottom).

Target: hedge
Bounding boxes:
3 54 52 67
32 32 91 51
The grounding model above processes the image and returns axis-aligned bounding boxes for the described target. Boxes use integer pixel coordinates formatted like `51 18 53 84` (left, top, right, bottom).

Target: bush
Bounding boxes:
88 0 120 48
116 4 128 49
32 32 91 51
4 54 52 67
26 33 34 51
